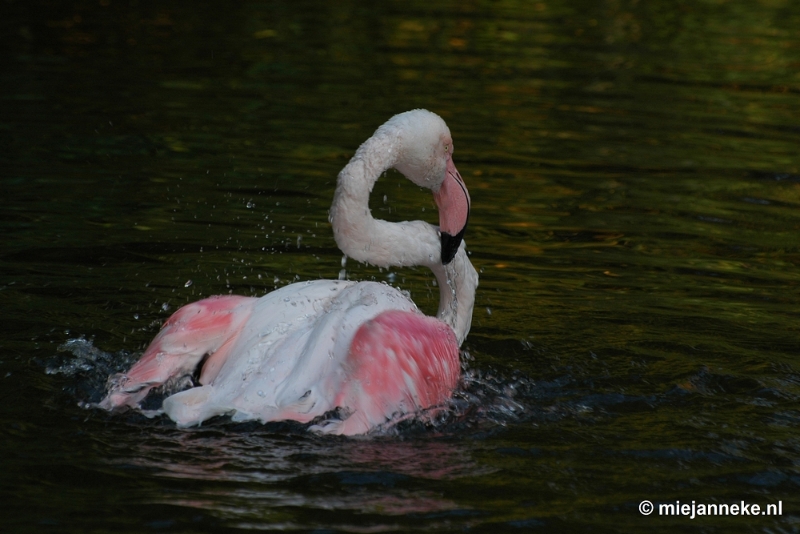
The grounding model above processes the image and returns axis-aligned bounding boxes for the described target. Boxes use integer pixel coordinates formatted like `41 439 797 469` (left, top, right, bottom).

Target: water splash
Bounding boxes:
46 338 139 406
44 337 619 440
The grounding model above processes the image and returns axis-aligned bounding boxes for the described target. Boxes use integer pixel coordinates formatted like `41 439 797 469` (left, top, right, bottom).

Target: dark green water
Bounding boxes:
2 1 800 532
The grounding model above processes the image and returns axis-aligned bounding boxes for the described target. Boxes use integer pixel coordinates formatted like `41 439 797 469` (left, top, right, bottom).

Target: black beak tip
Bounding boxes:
441 227 466 265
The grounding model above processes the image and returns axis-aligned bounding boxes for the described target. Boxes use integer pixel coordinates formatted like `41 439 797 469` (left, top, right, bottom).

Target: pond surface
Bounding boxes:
2 0 800 532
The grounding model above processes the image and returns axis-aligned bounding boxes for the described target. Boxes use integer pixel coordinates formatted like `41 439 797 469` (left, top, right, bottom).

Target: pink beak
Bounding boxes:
434 156 470 264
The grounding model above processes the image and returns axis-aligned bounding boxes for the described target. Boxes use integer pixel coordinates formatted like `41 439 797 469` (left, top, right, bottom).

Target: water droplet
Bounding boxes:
486 307 492 316
184 280 193 288
246 201 255 209
133 314 139 320
257 390 265 397
161 302 170 312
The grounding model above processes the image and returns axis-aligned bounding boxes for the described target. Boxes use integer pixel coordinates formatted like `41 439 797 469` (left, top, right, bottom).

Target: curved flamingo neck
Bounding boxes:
330 126 478 345
331 130 439 269
429 246 478 345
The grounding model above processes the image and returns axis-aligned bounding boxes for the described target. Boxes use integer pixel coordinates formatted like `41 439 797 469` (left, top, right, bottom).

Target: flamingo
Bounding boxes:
99 109 478 435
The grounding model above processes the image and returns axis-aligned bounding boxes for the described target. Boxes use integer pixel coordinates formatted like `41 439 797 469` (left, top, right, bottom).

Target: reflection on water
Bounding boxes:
110 425 481 519
2 0 800 531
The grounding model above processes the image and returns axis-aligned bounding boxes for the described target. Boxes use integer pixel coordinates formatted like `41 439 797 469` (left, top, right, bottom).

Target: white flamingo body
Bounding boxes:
163 281 431 433
100 110 477 435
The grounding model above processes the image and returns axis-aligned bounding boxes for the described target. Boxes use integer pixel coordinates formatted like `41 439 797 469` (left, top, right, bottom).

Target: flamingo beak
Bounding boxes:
434 156 470 264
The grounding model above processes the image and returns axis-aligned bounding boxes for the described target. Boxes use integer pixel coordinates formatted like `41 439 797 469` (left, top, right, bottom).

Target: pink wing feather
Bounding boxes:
333 310 460 435
99 295 256 410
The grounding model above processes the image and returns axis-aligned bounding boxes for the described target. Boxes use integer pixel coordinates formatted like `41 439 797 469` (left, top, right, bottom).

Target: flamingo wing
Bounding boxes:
99 295 256 411
325 310 460 435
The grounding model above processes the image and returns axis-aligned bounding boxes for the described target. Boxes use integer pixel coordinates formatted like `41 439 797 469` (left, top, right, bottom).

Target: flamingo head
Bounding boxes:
387 109 471 264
